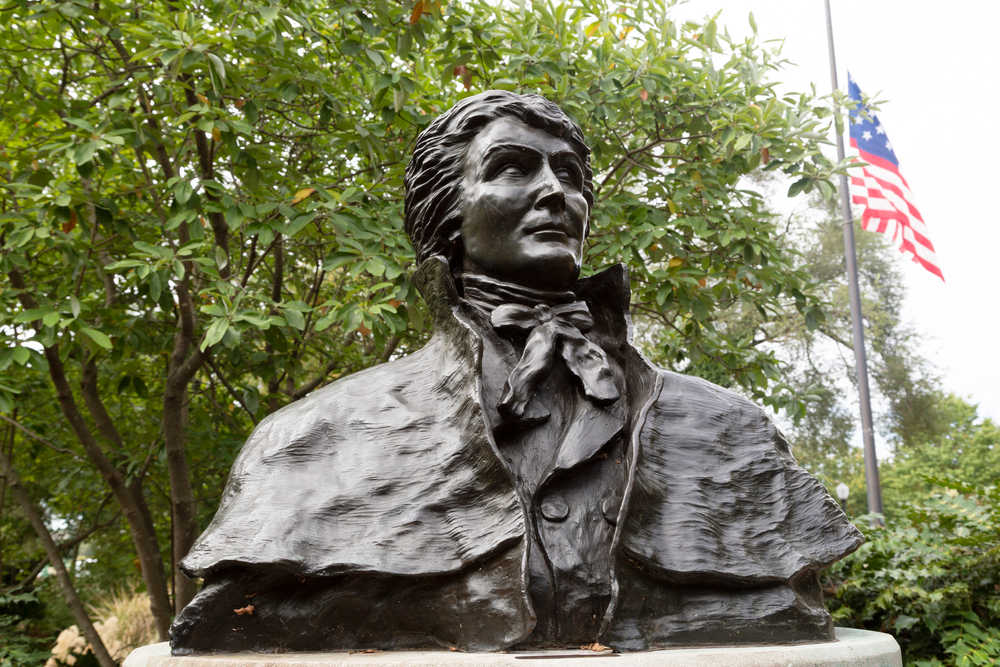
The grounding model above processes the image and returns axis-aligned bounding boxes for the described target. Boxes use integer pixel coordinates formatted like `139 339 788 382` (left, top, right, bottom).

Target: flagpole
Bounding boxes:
823 0 884 519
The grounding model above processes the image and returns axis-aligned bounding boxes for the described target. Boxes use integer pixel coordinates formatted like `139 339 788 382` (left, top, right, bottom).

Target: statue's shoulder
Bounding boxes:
238 336 448 459
644 367 782 444
626 366 864 582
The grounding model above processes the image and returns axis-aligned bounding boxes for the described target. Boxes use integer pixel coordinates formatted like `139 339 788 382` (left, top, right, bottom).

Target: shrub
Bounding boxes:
825 478 1000 666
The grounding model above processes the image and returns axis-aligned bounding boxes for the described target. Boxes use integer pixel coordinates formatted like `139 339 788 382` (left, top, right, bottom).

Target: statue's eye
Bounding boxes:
498 164 526 177
555 167 573 182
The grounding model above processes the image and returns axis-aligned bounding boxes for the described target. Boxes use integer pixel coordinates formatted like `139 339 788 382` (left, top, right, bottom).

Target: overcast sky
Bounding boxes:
670 0 1000 435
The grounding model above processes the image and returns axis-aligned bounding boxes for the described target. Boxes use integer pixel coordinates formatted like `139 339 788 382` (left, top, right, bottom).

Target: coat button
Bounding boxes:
602 497 622 525
540 496 569 522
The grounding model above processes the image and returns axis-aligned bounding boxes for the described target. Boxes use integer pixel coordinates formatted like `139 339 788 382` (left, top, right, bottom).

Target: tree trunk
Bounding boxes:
7 270 173 639
163 384 199 613
0 448 117 667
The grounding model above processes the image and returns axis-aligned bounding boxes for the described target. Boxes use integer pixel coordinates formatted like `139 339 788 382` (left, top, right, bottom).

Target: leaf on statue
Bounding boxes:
580 644 611 652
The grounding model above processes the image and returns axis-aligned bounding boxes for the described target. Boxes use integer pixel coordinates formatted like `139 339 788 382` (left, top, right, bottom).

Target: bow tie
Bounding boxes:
490 301 620 420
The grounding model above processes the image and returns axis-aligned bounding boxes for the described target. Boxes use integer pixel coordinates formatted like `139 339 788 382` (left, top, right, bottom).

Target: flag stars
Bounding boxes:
875 124 886 135
862 130 872 141
885 140 893 151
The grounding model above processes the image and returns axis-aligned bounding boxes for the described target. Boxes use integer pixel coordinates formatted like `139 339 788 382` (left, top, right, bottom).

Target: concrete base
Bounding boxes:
124 629 900 667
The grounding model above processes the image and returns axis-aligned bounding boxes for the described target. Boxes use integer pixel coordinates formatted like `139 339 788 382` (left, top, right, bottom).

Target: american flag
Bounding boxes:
847 74 943 281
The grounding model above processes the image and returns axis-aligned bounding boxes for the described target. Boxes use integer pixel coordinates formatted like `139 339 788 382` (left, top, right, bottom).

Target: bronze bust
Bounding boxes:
169 91 862 654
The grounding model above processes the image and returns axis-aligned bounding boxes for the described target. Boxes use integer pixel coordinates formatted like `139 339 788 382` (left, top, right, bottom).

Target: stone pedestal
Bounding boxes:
124 629 900 667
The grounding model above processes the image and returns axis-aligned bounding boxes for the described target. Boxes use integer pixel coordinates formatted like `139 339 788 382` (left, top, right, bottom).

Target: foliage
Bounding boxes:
0 0 846 635
0 591 51 667
881 398 1000 515
826 480 1000 667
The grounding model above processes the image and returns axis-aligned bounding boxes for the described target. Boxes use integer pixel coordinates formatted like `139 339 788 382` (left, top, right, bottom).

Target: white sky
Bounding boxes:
671 0 1000 429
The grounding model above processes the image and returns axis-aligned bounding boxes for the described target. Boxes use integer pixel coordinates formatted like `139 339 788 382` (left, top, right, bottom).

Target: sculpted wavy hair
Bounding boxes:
403 91 594 270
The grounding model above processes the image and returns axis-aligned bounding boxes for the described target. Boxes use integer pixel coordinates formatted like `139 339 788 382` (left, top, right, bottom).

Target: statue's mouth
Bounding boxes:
526 220 576 241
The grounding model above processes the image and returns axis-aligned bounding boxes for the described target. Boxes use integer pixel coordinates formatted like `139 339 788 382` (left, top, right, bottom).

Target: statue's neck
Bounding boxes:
459 273 578 313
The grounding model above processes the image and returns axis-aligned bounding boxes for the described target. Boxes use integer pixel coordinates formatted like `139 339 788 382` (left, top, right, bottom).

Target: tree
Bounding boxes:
880 395 1000 512
0 0 844 635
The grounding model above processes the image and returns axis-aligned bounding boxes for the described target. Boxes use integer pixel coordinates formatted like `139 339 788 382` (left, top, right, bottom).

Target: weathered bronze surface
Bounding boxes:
169 91 863 654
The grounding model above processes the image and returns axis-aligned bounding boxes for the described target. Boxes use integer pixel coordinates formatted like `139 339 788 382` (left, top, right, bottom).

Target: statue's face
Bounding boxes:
460 117 589 291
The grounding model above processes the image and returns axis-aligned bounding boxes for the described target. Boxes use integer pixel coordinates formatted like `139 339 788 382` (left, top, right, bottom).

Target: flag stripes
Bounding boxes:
846 74 943 281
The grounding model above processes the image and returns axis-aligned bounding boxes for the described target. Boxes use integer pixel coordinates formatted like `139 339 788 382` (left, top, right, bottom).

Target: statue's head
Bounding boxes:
404 91 594 291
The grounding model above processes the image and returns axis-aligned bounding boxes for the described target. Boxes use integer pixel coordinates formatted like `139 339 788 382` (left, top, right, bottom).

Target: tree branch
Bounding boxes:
207 357 258 426
0 414 78 457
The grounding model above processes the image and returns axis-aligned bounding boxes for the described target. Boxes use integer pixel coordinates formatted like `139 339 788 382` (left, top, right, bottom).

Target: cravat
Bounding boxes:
462 275 620 421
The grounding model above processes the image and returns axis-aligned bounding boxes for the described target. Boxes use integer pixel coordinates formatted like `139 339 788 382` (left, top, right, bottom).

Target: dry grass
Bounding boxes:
86 581 158 656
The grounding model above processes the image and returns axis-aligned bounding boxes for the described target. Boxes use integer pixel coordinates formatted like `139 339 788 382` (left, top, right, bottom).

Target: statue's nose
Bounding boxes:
534 166 567 212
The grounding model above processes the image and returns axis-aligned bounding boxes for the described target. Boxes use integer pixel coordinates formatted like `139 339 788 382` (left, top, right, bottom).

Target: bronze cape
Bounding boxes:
170 257 863 654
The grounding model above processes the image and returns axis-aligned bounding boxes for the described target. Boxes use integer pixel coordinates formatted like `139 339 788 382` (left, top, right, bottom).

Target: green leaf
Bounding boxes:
283 308 305 330
322 251 357 271
703 19 717 49
14 308 49 323
215 245 229 270
12 347 30 365
80 327 112 349
69 295 81 319
74 141 96 165
788 177 812 198
224 205 244 230
733 134 753 151
207 53 226 83
365 256 386 277
720 127 736 148
64 117 96 133
200 318 229 351
285 212 316 237
175 181 194 204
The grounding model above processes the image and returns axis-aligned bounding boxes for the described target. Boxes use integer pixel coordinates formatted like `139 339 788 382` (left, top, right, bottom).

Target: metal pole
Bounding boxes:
823 0 884 519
